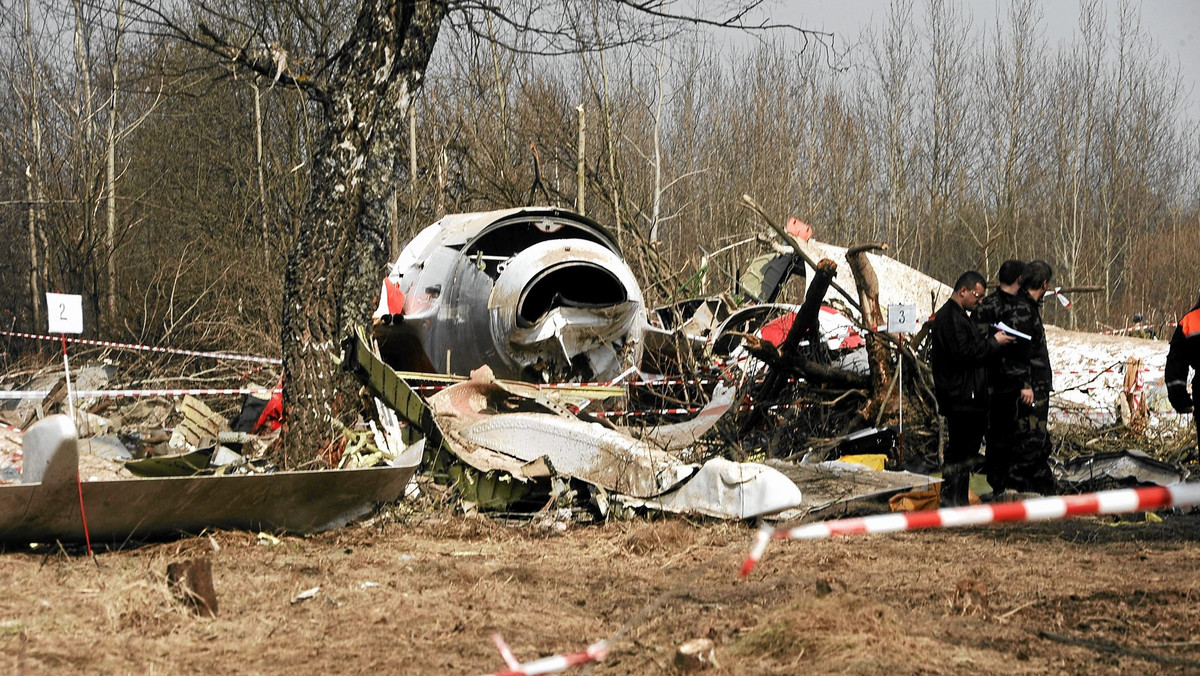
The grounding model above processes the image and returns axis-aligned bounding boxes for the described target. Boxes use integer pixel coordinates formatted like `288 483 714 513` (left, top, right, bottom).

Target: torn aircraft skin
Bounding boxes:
0 415 417 545
372 207 646 383
425 366 804 519
343 335 808 520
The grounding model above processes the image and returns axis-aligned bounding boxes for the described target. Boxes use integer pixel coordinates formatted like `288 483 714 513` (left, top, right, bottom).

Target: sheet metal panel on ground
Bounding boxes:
0 416 415 545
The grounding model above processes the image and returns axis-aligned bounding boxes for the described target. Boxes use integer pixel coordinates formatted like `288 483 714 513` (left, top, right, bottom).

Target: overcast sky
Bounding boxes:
757 0 1200 120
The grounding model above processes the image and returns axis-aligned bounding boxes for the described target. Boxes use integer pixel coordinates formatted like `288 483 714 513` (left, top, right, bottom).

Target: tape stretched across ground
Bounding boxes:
741 483 1200 577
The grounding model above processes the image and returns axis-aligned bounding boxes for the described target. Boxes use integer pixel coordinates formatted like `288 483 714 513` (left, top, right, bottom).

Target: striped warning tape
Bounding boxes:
482 640 609 676
0 422 22 435
740 482 1200 577
0 329 281 364
0 387 279 400
408 375 797 393
1053 367 1158 376
585 401 811 419
1098 322 1174 336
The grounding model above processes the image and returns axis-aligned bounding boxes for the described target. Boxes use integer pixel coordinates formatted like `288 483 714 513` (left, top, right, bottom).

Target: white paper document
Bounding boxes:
993 322 1031 341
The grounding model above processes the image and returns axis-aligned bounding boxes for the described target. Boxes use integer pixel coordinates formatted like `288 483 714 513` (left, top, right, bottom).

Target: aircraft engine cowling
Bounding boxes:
487 239 646 382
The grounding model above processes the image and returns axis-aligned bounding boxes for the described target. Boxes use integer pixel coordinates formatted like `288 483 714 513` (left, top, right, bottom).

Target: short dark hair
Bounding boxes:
997 259 1026 286
953 270 986 293
1021 259 1054 291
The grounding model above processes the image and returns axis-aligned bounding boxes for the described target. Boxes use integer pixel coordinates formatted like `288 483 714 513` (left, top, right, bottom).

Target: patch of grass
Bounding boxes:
728 619 812 661
0 620 25 634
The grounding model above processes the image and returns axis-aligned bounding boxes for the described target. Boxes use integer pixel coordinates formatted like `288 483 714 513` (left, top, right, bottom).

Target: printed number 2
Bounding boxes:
59 303 68 320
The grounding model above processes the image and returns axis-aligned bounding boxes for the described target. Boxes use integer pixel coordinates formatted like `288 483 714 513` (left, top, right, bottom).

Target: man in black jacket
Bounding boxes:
1165 283 1200 459
931 271 1015 506
1007 260 1056 495
974 259 1026 494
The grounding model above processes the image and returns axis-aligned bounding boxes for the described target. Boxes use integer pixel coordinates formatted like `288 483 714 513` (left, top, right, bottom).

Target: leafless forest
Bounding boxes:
1 0 1197 361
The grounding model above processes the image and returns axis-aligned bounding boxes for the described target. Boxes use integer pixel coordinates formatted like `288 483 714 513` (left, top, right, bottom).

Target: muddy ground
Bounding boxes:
2 502 1199 675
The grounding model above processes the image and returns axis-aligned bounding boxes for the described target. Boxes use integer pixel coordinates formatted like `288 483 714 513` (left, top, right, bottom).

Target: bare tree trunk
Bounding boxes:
846 243 892 398
648 47 664 243
104 0 125 328
597 47 623 247
279 0 446 467
23 0 45 330
253 78 270 269
576 103 586 215
868 2 916 253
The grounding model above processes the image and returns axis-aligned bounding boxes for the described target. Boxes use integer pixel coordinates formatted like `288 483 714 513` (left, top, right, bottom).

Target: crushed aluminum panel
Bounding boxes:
343 329 532 479
765 460 940 522
0 415 416 545
613 457 804 519
428 370 691 498
624 382 738 452
1055 450 1188 488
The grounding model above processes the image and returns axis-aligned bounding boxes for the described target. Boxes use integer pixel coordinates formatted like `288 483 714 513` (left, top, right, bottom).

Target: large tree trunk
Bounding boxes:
279 0 446 467
845 243 895 424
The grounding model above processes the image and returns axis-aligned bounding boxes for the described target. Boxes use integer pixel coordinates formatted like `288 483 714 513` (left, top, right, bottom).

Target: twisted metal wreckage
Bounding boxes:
352 204 943 520
4 203 1184 544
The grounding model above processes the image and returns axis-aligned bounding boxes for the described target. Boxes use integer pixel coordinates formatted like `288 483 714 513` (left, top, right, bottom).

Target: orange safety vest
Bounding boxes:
1182 307 1200 339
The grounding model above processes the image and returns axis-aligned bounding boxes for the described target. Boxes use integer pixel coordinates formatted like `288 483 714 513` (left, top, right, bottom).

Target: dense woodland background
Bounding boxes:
1 0 1198 365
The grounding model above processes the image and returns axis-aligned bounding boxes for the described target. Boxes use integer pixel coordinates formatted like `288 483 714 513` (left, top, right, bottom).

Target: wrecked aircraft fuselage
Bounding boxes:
373 208 646 383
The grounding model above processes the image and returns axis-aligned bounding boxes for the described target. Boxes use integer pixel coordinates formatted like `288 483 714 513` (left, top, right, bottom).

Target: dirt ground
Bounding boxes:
2 503 1199 675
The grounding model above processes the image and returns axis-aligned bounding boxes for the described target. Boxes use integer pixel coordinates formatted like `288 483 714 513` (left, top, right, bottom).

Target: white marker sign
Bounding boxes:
887 303 919 334
46 293 84 334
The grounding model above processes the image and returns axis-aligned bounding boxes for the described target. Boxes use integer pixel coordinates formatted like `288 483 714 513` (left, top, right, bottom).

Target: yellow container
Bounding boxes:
835 454 888 471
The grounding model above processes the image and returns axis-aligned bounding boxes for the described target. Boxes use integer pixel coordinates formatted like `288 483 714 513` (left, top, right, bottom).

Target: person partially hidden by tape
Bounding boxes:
1166 282 1200 460
930 270 1016 507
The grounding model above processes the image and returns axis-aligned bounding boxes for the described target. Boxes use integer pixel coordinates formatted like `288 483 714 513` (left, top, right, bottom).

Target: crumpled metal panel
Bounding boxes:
429 371 689 498
1055 450 1188 488
0 416 416 544
626 382 738 452
455 413 691 498
614 457 805 520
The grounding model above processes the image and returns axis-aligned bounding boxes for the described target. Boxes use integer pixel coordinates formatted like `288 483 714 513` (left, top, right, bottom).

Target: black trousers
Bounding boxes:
944 412 986 507
984 388 1020 493
1009 388 1055 494
1191 386 1200 461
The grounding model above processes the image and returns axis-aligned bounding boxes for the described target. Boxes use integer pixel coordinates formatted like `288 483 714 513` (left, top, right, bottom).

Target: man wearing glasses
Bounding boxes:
1006 259 1056 496
930 271 1016 507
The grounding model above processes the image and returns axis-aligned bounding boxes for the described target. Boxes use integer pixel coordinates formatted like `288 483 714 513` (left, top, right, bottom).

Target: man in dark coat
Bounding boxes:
1007 259 1056 495
1165 283 1200 459
974 259 1026 494
930 270 1015 507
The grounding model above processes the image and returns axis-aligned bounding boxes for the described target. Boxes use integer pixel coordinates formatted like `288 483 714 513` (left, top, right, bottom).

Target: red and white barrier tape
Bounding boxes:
581 401 810 419
411 375 794 393
0 329 281 365
0 387 279 400
0 422 22 435
482 639 609 676
740 482 1200 577
1053 367 1157 376
1098 322 1173 336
